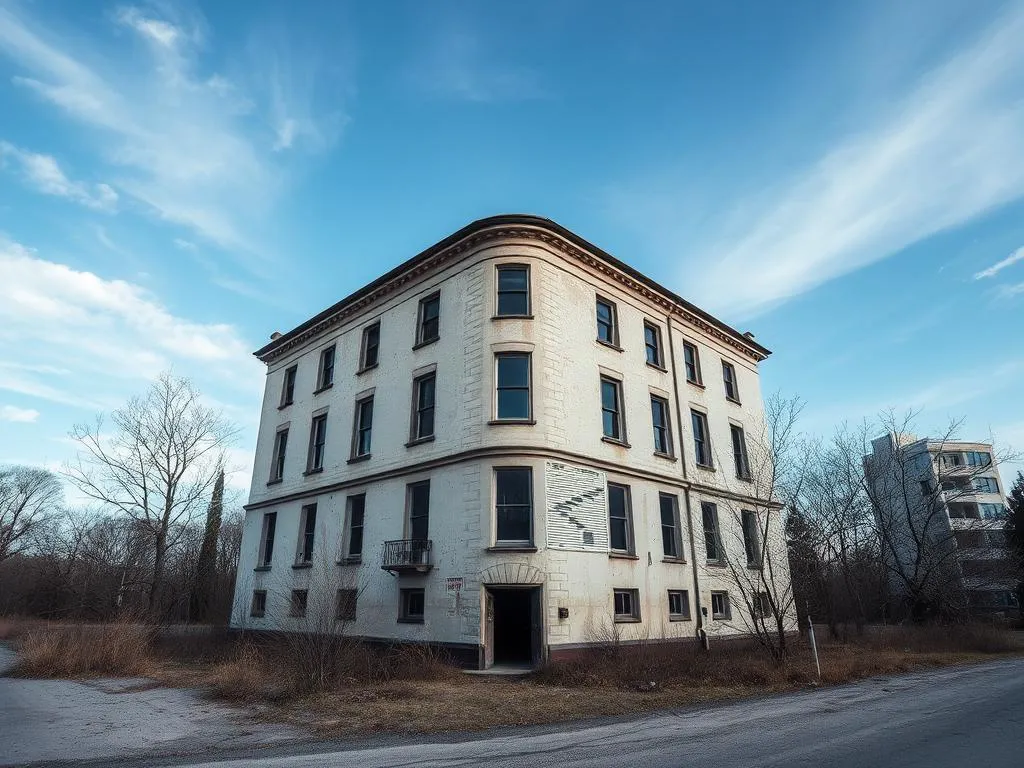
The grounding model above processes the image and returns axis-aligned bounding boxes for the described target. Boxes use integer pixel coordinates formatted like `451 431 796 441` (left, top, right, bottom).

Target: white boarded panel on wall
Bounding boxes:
546 460 608 552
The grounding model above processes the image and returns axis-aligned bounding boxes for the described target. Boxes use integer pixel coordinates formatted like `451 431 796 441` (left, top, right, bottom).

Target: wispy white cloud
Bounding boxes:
0 141 118 211
995 281 1024 300
173 237 197 251
0 405 39 423
974 246 1024 279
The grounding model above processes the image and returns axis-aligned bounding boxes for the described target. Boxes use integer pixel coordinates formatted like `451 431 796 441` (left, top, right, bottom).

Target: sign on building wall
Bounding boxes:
545 460 609 552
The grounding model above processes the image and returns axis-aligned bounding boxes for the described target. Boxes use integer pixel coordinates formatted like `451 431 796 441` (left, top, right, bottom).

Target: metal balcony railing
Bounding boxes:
381 539 433 574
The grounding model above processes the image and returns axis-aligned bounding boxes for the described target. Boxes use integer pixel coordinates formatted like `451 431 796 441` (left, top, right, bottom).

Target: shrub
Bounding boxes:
11 622 155 677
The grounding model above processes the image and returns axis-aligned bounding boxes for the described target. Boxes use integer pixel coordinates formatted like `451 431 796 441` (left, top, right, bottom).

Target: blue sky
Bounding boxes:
1 0 1022 494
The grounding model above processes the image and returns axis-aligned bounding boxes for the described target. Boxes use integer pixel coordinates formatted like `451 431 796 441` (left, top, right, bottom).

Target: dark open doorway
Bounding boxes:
487 587 540 667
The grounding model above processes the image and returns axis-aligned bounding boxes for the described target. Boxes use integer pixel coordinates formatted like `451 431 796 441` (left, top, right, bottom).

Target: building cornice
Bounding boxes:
255 215 771 364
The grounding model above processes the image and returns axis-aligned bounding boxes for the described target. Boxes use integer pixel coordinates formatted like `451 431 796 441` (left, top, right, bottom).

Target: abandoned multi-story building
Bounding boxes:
865 434 1018 617
231 214 796 667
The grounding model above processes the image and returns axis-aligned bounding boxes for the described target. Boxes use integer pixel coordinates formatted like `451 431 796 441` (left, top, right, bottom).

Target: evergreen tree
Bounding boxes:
1005 471 1024 608
190 468 224 622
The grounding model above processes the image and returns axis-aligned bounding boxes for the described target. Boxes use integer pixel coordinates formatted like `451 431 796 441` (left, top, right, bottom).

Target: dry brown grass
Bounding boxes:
9 622 156 678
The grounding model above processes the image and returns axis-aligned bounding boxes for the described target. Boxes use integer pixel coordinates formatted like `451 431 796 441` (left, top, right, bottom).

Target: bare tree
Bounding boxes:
0 465 64 563
64 372 237 616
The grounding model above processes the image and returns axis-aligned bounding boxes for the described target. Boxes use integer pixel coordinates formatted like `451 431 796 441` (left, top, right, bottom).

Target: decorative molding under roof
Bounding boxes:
255 216 771 364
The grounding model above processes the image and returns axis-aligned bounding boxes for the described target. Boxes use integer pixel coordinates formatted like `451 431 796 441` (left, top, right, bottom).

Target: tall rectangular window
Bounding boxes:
722 361 740 402
596 298 618 346
496 265 530 316
660 493 682 559
335 589 357 621
741 510 761 566
298 503 317 564
352 396 373 458
306 414 327 472
270 428 288 481
683 342 702 384
495 467 532 544
644 322 663 367
702 502 721 562
608 483 634 554
753 592 773 619
408 481 430 540
250 590 267 618
259 511 276 567
691 410 712 468
411 373 436 440
400 588 425 622
651 395 672 455
316 345 335 391
495 353 531 420
360 322 380 370
280 365 297 407
731 424 751 480
289 589 308 618
668 590 690 621
601 377 625 441
613 588 640 622
343 494 365 561
416 292 440 346
710 591 730 620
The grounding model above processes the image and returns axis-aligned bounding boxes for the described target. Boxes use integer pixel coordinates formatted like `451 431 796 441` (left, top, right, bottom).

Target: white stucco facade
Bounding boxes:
231 215 797 666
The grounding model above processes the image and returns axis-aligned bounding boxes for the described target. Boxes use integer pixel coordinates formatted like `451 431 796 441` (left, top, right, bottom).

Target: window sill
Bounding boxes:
609 552 639 561
613 616 641 624
595 339 623 352
712 614 731 621
662 557 687 565
266 478 283 486
653 451 677 462
669 615 692 622
253 566 272 572
412 337 439 351
277 402 293 410
303 467 324 477
337 557 362 566
488 419 536 426
397 617 425 624
491 314 534 321
601 436 631 448
735 474 753 483
646 362 668 373
487 545 538 553
726 397 742 406
347 454 371 465
695 463 716 472
746 564 762 571
292 562 312 570
356 363 378 376
686 380 705 389
313 383 333 395
250 614 266 619
705 561 727 568
405 435 436 448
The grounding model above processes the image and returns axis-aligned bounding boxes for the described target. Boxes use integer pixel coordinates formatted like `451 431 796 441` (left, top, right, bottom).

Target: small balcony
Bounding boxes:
381 539 433 574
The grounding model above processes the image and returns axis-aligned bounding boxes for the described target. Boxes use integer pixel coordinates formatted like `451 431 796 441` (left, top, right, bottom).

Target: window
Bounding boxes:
335 589 357 621
966 451 992 467
643 322 663 367
352 396 373 458
342 494 365 561
289 589 308 618
731 424 751 480
742 510 761 567
651 395 673 456
298 503 317 564
608 483 634 554
722 361 740 402
613 588 640 622
416 292 440 346
941 452 964 467
495 468 532 544
270 428 288 481
691 410 712 468
280 365 297 407
601 377 625 441
595 298 618 346
306 414 327 472
496 265 530 316
683 342 702 384
411 373 436 440
980 503 1007 520
316 345 335 391
710 591 730 620
973 477 999 493
752 592 773 619
408 481 430 540
250 590 267 618
660 493 682 559
702 502 721 561
668 590 690 621
400 588 425 622
495 353 531 420
259 512 276 567
920 479 934 496
360 322 380 371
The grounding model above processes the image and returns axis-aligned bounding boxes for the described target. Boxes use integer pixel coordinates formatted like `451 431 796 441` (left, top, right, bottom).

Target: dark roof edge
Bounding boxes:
254 214 771 361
